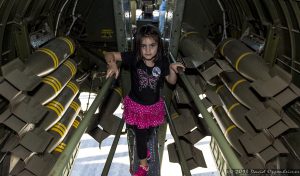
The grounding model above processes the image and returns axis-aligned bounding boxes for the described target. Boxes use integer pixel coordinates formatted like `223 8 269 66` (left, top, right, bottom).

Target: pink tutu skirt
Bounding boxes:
123 96 165 129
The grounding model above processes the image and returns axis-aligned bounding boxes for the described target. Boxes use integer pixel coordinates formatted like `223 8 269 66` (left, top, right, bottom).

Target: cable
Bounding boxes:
55 0 71 36
66 0 80 36
217 0 227 40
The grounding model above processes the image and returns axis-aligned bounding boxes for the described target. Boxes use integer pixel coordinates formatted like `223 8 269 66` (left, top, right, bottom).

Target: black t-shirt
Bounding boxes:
121 52 170 105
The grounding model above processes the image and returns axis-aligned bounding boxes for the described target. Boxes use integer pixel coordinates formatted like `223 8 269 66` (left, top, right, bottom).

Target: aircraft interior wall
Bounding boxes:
0 0 300 175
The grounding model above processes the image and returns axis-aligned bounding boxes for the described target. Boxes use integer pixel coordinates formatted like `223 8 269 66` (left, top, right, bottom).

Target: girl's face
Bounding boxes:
140 37 158 61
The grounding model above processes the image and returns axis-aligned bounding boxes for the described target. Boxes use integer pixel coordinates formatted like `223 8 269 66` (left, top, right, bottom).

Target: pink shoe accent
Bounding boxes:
147 149 151 161
134 165 149 176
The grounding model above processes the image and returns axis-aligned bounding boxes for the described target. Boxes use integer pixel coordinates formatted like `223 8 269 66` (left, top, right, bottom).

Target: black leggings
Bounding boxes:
131 126 155 160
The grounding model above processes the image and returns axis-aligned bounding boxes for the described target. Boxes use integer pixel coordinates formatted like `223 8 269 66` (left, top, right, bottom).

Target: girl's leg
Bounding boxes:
134 127 154 167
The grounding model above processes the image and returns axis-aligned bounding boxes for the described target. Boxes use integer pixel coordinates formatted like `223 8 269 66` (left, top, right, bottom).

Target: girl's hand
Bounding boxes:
165 62 185 85
169 62 185 73
106 63 119 79
105 52 121 79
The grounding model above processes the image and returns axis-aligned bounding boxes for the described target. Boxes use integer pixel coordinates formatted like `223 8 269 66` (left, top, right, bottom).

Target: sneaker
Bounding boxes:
134 165 149 176
146 149 151 161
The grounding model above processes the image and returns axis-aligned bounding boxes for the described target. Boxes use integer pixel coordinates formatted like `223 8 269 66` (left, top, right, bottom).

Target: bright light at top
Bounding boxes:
153 10 159 17
125 12 130 18
136 9 159 18
136 9 142 19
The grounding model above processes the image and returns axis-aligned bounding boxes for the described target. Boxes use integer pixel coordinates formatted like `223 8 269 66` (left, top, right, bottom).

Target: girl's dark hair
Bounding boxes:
134 24 164 62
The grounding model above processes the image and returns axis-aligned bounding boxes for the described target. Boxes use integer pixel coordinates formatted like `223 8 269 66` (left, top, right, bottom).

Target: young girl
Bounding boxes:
105 24 185 176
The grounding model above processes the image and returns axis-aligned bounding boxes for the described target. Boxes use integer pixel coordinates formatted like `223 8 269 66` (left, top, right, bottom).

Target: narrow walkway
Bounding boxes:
71 93 219 176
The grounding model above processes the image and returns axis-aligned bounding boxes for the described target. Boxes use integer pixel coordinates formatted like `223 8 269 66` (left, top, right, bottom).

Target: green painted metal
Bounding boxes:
157 122 167 166
101 119 125 176
252 0 268 25
113 0 129 51
0 0 16 64
262 0 280 25
164 101 192 176
113 0 133 173
112 0 134 173
289 0 300 29
259 0 280 65
289 0 300 84
62 142 81 176
158 84 174 166
263 25 280 66
210 137 230 176
169 53 243 170
169 0 185 58
227 0 240 37
239 0 254 21
10 0 33 62
48 77 115 176
278 0 297 82
163 0 174 44
126 126 135 175
122 69 133 169
233 0 249 33
29 0 48 20
198 1 214 27
229 0 242 32
14 0 34 20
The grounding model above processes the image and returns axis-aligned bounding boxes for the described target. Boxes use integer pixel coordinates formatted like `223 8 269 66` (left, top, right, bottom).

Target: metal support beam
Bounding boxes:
158 84 174 166
0 0 16 64
113 0 130 51
170 53 243 170
168 0 185 58
252 0 268 25
263 25 279 66
101 119 125 176
164 101 192 176
13 23 31 62
278 0 297 83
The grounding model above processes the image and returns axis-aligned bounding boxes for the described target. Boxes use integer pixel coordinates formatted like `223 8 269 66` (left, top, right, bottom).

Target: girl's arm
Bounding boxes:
165 62 185 85
105 52 122 79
